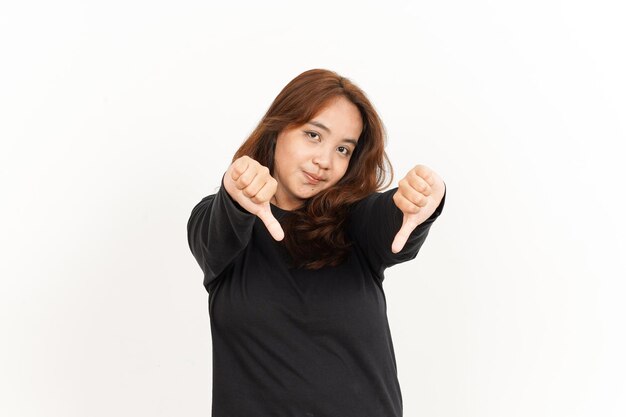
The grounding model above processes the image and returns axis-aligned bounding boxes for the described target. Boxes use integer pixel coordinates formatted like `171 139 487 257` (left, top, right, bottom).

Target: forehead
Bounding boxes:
309 97 363 137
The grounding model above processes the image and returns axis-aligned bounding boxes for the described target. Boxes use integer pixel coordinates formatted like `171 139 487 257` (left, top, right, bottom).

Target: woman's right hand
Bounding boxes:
223 156 285 241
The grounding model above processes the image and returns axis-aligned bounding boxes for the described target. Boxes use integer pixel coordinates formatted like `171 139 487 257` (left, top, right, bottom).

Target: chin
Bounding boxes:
292 182 331 201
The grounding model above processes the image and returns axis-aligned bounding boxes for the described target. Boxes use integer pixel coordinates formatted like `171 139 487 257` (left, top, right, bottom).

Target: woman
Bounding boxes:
187 68 446 417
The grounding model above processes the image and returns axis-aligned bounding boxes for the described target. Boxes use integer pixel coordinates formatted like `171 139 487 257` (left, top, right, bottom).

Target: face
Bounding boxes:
271 96 364 210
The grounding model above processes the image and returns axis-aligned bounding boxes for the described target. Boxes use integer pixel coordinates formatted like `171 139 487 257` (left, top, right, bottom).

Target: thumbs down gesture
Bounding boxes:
391 165 446 253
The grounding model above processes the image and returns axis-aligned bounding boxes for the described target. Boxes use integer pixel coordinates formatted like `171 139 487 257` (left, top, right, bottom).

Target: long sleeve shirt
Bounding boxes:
187 179 446 417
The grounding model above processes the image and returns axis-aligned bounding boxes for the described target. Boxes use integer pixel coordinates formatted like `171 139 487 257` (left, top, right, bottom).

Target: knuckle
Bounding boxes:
409 172 421 183
231 163 242 176
233 158 248 172
413 193 426 206
237 175 251 188
405 189 418 201
408 179 421 192
250 195 264 204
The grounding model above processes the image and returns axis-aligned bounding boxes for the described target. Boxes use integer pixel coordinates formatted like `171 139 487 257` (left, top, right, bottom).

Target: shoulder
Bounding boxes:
189 193 217 214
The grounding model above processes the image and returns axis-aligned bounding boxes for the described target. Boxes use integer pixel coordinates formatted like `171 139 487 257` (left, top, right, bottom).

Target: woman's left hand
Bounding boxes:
391 165 446 253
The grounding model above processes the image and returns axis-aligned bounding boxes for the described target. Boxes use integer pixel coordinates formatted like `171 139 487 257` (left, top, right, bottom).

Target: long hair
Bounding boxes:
233 68 393 269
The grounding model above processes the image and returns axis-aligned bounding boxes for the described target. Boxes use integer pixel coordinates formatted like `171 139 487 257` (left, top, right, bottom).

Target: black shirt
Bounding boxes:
187 179 446 417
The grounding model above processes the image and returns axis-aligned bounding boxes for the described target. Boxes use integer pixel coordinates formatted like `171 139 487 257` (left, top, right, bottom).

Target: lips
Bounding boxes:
303 171 324 184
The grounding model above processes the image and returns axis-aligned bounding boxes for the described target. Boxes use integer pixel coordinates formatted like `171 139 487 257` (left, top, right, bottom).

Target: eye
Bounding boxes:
305 131 320 141
337 146 351 156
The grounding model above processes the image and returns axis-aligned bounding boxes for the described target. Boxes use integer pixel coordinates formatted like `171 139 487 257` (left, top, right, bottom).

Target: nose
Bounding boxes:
312 151 331 170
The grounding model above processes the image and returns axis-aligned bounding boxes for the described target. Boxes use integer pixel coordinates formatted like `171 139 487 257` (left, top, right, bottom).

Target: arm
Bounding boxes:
187 156 284 291
187 174 256 290
348 182 446 273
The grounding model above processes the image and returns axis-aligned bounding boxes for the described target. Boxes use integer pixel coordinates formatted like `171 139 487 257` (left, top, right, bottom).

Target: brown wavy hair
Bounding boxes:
233 68 393 269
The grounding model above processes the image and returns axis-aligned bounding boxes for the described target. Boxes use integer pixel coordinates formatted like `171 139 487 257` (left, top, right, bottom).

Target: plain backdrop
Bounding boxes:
1 1 625 416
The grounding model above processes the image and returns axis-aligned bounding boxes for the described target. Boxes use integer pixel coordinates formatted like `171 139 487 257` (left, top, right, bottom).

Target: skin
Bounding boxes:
271 96 363 211
391 165 446 253
223 95 446 252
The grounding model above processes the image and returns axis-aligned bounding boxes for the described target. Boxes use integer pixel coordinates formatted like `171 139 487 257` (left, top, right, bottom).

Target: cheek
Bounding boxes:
274 145 296 172
333 160 351 182
279 141 305 162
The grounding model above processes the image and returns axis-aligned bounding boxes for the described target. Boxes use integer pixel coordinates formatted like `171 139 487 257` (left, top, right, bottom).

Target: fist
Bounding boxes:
391 164 445 253
223 155 285 241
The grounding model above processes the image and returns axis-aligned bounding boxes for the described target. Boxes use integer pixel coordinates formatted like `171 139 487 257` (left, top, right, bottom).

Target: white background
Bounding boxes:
1 1 625 416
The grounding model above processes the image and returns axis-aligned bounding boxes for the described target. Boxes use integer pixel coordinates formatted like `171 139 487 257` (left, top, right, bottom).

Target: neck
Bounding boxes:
271 195 302 211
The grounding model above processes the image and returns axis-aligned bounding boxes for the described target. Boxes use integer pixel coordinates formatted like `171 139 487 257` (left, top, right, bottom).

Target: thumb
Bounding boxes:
391 214 420 254
256 204 285 241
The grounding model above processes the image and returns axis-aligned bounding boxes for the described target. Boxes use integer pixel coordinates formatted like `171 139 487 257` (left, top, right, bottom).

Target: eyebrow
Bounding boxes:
307 121 359 147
